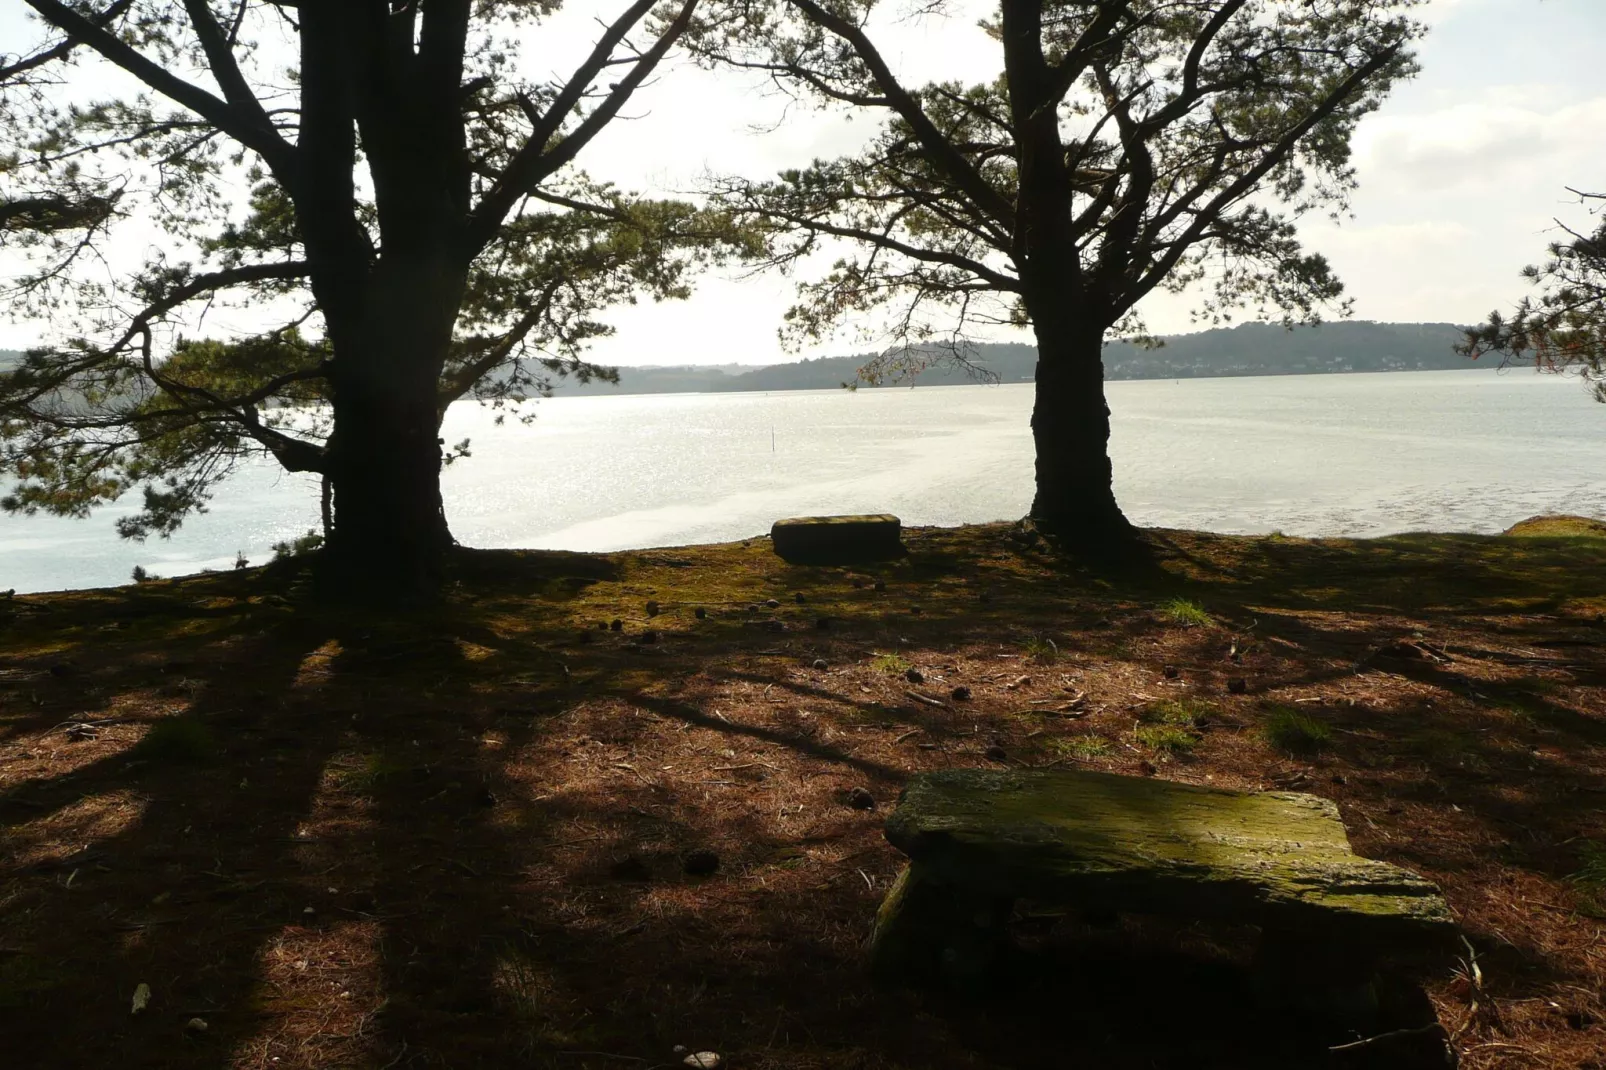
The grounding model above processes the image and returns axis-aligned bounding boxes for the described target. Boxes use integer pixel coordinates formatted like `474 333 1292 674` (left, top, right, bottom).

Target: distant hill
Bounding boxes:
0 322 1479 399
548 320 1475 396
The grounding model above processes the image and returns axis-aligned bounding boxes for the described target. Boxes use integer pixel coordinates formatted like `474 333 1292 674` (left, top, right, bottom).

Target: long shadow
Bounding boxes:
8 528 1601 1069
1 595 347 1069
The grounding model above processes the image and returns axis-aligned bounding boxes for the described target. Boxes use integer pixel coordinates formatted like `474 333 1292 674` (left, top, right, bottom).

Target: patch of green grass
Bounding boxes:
130 717 215 763
1022 635 1059 663
1571 841 1606 917
1141 698 1216 726
869 652 910 674
1260 707 1331 756
333 751 409 795
1157 597 1212 628
1134 723 1198 756
1050 735 1113 761
0 955 69 1009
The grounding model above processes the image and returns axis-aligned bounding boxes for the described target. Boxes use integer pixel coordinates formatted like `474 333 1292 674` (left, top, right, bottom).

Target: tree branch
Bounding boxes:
785 0 1016 230
465 0 697 254
24 0 294 171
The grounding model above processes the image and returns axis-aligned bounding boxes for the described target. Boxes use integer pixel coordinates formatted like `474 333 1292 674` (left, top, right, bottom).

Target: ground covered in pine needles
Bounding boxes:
2 520 1604 1070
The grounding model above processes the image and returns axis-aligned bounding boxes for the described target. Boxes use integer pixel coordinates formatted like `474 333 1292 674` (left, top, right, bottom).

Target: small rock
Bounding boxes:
794 592 807 604
764 619 786 633
597 621 609 630
641 629 659 644
673 1046 688 1055
577 630 593 644
1139 760 1159 776
904 668 925 684
694 607 708 620
608 855 652 882
131 982 152 1015
1566 1008 1597 1030
950 685 971 701
684 1054 722 1070
983 745 1008 763
646 600 660 617
764 598 781 609
851 578 865 589
846 787 876 810
48 661 75 678
302 906 316 917
812 658 829 670
1227 677 1247 694
609 619 623 632
682 850 720 877
1162 665 1180 680
184 1017 208 1034
873 580 886 592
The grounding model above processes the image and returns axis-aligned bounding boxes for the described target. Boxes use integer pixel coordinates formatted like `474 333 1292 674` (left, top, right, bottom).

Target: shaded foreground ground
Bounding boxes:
2 523 1604 1069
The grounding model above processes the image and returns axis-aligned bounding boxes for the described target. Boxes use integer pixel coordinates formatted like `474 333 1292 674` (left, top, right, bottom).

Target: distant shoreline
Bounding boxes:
541 320 1478 398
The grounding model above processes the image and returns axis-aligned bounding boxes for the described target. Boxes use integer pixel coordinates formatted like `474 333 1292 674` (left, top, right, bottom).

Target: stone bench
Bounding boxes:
869 769 1457 1029
770 514 903 563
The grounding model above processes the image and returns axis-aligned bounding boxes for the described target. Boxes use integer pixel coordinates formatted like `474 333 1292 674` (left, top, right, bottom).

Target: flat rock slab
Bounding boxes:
770 514 903 563
882 768 1455 945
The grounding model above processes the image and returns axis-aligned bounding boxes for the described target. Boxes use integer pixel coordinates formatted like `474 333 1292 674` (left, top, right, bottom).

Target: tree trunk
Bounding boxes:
319 260 461 599
1026 316 1132 546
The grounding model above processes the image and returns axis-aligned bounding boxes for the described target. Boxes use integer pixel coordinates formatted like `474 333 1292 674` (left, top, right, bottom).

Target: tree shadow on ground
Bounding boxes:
3 528 1602 1068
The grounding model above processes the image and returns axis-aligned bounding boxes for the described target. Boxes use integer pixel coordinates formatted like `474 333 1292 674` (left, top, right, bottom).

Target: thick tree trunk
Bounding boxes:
319 260 461 599
323 369 451 597
1026 316 1132 546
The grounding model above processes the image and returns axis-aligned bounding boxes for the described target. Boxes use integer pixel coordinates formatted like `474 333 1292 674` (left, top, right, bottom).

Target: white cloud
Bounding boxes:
1355 95 1606 194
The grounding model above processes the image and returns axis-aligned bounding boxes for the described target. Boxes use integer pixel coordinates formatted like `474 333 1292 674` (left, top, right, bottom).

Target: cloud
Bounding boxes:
1355 94 1606 194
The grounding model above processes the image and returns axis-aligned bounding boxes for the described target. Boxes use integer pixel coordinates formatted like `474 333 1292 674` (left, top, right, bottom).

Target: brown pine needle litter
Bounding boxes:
1 521 1603 1068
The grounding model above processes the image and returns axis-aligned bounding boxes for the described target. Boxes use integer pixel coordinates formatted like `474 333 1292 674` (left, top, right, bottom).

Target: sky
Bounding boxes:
3 0 1605 367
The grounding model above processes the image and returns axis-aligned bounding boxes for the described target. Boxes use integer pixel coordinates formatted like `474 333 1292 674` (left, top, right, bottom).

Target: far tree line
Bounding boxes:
0 1 1589 598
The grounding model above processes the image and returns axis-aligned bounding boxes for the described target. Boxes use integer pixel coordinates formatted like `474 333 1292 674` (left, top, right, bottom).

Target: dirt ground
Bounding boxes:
2 523 1603 1069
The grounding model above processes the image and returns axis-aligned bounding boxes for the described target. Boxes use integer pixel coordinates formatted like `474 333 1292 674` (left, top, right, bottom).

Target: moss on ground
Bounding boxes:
1 518 1604 1069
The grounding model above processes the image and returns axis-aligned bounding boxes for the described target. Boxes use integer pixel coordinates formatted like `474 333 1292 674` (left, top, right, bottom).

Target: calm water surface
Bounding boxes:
3 368 1603 594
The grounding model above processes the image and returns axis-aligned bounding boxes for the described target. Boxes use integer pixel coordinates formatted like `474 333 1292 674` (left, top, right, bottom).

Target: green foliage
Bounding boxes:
1050 735 1113 761
1022 635 1059 663
0 1 760 546
709 1 1421 368
1158 598 1212 627
334 752 408 796
1464 190 1606 403
132 717 215 764
870 652 910 674
1572 841 1606 890
1261 707 1332 756
1142 699 1215 727
271 530 324 561
1134 723 1198 756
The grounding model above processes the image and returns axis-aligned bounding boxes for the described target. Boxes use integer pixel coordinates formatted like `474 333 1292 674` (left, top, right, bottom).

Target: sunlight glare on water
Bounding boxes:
2 368 1602 593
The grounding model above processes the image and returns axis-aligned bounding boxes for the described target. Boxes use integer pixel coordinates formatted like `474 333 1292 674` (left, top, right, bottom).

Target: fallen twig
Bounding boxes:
1328 1023 1447 1053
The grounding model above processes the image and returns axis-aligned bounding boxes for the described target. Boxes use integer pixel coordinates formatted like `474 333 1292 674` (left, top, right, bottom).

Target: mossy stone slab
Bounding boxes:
770 514 903 563
882 769 1455 946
